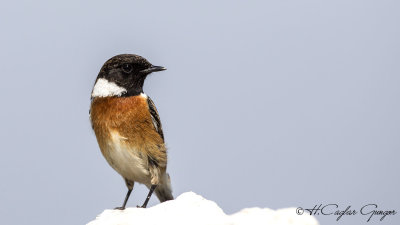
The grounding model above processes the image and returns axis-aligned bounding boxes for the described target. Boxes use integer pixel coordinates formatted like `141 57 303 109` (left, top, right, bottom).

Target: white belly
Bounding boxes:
104 131 151 184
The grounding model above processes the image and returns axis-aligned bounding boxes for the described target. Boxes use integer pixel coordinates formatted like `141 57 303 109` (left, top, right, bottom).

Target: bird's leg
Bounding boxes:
138 185 157 208
115 179 134 210
114 189 132 210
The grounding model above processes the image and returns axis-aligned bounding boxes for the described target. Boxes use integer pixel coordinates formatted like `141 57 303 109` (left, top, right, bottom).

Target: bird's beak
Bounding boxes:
140 65 166 74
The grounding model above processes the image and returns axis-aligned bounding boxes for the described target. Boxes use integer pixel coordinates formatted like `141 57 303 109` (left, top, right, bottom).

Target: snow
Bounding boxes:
87 192 319 225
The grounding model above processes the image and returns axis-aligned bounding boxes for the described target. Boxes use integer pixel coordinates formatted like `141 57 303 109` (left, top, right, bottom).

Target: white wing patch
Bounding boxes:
141 93 159 132
91 78 127 97
140 92 148 98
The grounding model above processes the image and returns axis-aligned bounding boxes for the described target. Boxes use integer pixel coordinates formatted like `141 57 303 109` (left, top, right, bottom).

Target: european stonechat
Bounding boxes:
89 54 173 209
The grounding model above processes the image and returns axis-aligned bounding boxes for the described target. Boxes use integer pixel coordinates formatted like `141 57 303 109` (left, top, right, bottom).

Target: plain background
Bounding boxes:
0 1 399 225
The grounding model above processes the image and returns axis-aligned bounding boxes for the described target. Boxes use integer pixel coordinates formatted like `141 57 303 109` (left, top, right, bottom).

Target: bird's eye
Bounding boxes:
121 64 133 73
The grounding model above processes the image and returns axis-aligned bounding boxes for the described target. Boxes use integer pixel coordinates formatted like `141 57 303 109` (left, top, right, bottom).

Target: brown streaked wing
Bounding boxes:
147 96 164 141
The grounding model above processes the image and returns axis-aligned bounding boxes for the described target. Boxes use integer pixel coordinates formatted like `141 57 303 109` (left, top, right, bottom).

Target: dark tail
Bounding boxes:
155 173 173 202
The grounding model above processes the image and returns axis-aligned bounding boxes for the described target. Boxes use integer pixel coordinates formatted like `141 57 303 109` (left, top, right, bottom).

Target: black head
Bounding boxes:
92 54 166 97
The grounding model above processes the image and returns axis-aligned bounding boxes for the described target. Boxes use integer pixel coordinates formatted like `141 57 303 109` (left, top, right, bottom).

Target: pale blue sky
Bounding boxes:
0 1 399 225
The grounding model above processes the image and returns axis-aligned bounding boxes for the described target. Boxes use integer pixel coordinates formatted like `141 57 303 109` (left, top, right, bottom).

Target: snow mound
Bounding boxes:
87 192 319 225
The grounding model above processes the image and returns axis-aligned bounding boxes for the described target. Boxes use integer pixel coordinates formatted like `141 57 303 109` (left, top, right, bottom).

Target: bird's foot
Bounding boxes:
114 206 126 210
136 205 147 208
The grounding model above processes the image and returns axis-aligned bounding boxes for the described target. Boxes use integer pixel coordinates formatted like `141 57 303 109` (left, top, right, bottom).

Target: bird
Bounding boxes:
89 54 173 209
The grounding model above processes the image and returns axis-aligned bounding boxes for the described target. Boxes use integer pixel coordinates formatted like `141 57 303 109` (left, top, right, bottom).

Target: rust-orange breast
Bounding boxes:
90 95 167 169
